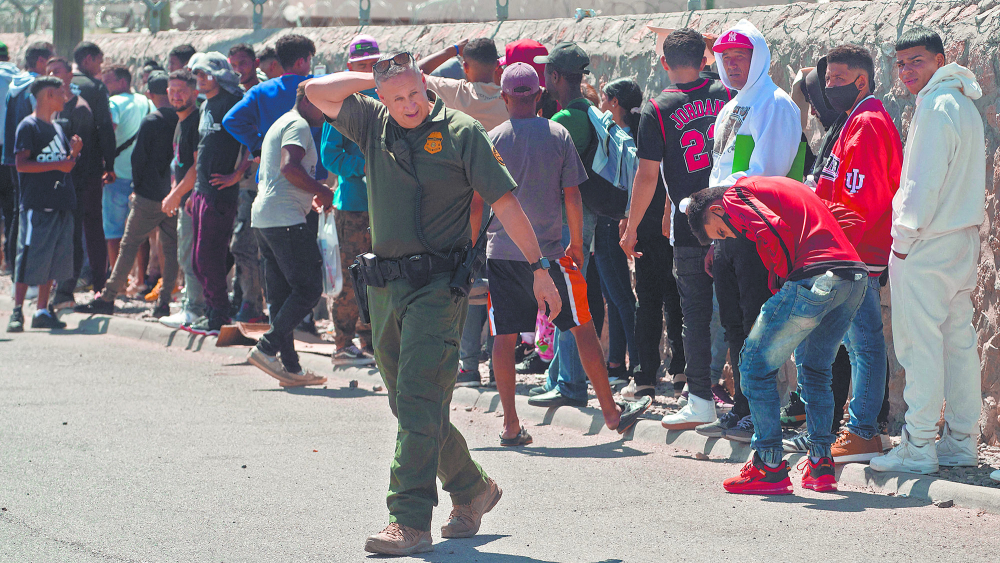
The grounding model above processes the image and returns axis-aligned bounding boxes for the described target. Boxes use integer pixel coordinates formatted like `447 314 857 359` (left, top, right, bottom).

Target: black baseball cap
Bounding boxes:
533 42 590 75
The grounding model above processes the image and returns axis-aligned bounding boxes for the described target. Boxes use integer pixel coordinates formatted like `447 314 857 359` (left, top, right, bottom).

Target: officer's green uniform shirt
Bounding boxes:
329 93 516 259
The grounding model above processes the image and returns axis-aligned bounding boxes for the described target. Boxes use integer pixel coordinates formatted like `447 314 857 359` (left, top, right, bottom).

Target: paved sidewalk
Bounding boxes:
7 297 1000 516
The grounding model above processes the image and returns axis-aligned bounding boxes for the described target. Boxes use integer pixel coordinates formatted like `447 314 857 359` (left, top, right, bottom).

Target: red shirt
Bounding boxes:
814 96 902 273
723 176 866 292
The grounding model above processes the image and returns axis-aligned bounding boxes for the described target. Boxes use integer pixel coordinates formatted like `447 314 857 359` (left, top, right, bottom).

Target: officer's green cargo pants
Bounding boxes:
368 272 490 532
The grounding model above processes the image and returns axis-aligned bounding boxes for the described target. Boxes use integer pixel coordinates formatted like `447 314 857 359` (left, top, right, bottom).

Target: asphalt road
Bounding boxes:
2 322 998 562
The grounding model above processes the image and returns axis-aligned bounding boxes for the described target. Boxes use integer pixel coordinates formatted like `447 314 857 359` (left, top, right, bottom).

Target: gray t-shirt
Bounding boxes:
251 111 317 228
486 117 588 261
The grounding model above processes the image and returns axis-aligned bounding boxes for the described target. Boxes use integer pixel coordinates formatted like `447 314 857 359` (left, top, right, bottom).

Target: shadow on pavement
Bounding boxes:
761 489 929 512
254 385 377 399
371 534 620 562
472 441 649 460
47 315 110 335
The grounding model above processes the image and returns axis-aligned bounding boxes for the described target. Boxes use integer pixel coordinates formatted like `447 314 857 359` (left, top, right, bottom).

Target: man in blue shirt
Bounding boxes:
320 34 380 366
222 34 327 332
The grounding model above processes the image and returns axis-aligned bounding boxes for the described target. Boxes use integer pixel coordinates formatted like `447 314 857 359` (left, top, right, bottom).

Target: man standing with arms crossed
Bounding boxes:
811 45 901 463
307 53 561 556
870 28 986 474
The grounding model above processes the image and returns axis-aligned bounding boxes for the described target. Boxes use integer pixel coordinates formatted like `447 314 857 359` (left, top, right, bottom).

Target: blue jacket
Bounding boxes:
320 86 375 212
221 74 327 181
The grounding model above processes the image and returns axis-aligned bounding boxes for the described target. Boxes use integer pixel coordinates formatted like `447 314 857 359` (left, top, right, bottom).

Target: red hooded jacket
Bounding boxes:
814 96 901 274
723 176 867 293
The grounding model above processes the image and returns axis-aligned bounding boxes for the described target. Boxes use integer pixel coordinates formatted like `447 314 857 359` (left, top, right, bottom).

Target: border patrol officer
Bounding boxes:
307 52 562 556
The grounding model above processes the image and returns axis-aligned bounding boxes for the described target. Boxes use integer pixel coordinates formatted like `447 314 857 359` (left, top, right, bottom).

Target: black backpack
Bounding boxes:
566 99 628 220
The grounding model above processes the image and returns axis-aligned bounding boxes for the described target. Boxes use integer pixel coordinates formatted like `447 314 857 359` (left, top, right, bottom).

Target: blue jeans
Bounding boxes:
740 272 867 465
460 301 492 372
843 275 887 440
545 214 596 402
593 216 637 367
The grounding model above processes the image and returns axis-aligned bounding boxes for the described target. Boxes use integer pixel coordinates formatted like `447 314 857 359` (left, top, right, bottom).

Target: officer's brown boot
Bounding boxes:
440 478 503 538
364 523 433 555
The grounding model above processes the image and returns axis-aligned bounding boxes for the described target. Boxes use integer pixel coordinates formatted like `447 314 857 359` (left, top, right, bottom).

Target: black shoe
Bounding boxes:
514 341 533 364
780 391 807 427
528 385 548 397
527 388 587 408
151 303 171 319
75 299 114 315
607 363 629 386
723 414 755 443
695 410 742 438
516 352 550 375
616 396 652 434
6 307 24 333
456 369 481 387
31 310 67 330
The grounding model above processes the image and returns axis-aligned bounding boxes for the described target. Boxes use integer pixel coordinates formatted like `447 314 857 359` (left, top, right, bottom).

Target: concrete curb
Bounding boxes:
6 298 1000 514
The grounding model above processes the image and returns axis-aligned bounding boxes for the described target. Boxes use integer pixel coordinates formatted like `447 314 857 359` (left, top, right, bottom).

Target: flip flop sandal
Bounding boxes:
499 426 533 447
616 395 653 434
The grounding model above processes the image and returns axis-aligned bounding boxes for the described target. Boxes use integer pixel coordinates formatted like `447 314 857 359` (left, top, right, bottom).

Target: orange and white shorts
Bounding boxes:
486 256 591 336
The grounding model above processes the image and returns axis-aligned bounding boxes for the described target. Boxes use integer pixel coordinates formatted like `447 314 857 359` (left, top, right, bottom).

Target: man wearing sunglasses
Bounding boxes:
307 53 563 556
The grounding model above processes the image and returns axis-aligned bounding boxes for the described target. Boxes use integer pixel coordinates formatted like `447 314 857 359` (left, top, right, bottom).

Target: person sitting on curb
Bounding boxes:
685 175 867 495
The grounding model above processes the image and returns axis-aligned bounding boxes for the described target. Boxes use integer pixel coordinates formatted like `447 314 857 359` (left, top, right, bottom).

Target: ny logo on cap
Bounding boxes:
728 32 738 42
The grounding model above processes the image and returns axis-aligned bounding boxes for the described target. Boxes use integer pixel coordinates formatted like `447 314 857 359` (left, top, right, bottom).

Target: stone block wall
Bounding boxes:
5 0 1000 442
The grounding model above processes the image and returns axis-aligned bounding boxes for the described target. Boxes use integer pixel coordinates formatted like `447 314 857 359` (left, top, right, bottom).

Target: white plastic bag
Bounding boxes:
317 211 343 297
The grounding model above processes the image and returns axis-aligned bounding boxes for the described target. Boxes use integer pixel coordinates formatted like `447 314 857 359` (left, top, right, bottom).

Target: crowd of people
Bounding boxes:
0 20 994 556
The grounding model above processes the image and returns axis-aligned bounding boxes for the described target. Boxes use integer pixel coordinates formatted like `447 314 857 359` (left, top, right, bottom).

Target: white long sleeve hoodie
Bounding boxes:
709 20 802 188
890 63 986 254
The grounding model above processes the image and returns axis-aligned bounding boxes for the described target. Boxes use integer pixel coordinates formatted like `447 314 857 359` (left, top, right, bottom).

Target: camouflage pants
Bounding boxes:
329 209 372 350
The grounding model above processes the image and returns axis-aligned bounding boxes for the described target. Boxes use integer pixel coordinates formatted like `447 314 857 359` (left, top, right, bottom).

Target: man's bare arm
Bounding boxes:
620 158 660 258
304 73 376 122
416 39 468 75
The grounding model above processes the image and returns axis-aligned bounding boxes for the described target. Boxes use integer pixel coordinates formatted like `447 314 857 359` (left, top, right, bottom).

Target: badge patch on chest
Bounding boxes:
424 131 443 154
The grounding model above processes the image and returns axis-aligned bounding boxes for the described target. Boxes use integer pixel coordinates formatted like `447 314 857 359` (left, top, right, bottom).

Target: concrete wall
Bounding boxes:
6 0 1000 443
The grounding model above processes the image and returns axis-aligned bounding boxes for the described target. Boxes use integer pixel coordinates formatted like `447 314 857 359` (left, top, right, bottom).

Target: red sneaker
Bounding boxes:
799 456 838 492
723 453 793 495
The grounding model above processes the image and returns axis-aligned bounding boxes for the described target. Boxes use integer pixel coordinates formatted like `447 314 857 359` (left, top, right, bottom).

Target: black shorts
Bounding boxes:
486 256 591 335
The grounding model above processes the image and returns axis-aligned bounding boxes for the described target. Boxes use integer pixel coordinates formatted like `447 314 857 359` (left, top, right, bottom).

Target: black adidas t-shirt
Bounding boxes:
636 78 732 247
14 115 76 211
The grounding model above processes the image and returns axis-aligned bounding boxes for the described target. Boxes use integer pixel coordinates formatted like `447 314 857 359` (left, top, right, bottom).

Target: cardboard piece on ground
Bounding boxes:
215 322 337 357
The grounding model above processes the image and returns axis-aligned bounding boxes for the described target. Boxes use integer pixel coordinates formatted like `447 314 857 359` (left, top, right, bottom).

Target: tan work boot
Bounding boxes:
440 478 503 538
364 523 433 555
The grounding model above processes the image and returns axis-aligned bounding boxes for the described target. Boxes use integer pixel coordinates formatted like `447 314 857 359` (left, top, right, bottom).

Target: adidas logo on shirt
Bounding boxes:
37 135 70 163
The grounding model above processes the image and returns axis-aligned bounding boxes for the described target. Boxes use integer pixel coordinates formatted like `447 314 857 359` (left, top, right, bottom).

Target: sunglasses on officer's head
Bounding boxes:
373 52 414 75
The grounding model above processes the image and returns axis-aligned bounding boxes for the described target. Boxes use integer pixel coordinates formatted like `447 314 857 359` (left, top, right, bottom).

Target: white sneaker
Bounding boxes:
869 426 938 474
159 309 199 329
936 422 978 467
621 380 655 400
661 393 716 430
991 469 1000 483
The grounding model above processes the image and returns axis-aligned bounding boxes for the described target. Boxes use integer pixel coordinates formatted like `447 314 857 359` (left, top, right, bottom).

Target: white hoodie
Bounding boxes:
709 20 802 187
890 63 986 254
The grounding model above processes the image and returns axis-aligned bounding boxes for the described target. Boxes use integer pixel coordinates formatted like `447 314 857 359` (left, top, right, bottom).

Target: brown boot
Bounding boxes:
440 478 503 538
364 523 433 555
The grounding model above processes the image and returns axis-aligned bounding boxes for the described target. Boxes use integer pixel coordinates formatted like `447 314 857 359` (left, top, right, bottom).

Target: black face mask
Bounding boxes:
823 78 862 114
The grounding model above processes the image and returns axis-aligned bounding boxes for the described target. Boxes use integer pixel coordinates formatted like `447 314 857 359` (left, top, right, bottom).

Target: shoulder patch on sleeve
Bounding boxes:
492 145 504 166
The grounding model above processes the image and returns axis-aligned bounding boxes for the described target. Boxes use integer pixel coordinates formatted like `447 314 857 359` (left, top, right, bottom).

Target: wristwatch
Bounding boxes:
529 257 551 272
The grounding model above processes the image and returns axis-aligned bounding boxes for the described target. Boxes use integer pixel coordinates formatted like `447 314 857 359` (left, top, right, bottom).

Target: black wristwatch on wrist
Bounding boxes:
529 257 551 272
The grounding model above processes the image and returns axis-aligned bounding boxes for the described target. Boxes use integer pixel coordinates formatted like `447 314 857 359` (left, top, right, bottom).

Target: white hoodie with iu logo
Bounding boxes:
708 20 802 188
